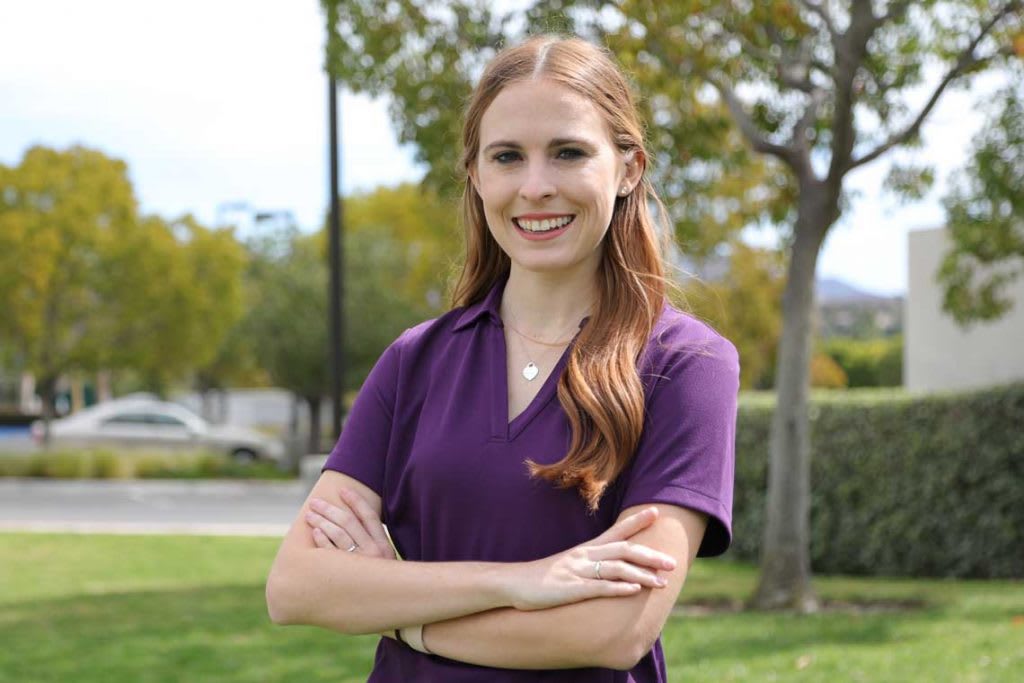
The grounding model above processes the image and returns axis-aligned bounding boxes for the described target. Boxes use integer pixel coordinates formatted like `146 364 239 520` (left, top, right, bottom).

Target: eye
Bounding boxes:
556 147 587 161
492 150 521 164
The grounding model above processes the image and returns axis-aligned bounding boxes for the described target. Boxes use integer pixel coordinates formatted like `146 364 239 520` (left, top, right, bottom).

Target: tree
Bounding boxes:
323 0 1024 610
343 183 460 312
99 213 247 393
332 185 459 386
244 195 441 456
245 229 332 455
939 77 1024 324
597 2 1023 611
0 145 245 436
677 241 786 389
0 145 138 434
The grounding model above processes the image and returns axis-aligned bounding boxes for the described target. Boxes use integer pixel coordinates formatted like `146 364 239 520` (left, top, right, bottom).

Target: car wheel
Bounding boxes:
231 448 258 464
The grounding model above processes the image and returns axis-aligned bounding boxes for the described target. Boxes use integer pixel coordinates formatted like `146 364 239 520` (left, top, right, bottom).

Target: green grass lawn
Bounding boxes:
1 533 1020 682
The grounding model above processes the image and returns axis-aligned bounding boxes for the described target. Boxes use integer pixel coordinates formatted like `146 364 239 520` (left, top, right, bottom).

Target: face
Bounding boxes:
471 78 642 278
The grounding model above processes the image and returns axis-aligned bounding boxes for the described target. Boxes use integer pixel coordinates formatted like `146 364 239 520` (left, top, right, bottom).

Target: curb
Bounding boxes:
0 478 306 496
0 520 288 536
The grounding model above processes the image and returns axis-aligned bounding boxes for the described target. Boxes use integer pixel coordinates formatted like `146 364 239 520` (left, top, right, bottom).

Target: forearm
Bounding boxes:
423 593 649 671
266 547 508 635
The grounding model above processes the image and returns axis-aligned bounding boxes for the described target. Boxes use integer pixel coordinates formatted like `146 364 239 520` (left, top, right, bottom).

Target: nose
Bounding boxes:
518 160 556 202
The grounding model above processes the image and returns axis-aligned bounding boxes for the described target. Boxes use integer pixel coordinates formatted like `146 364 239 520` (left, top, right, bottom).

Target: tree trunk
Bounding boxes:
96 370 113 402
307 395 322 455
37 374 58 448
750 189 833 612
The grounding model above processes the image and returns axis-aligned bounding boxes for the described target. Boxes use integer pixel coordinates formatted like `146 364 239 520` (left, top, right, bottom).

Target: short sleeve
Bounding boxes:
618 334 740 557
321 332 404 496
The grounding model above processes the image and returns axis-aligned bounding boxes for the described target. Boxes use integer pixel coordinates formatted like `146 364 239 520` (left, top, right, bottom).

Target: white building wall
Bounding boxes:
906 227 1024 393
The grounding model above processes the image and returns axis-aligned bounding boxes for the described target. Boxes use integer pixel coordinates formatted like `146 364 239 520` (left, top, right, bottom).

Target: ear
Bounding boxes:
622 148 645 190
467 163 481 195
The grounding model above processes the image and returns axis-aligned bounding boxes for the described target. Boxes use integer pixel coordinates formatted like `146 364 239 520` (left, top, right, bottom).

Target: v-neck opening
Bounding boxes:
492 325 575 441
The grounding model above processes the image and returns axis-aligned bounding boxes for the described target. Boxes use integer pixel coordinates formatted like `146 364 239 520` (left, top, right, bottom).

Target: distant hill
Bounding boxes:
675 249 903 337
816 278 903 338
817 277 901 304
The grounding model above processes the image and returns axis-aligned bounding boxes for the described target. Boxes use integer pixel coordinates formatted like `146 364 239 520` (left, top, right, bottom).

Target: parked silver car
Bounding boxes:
30 397 285 464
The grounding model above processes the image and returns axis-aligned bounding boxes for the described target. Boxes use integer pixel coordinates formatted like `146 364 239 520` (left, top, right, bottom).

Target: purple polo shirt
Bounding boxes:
323 274 739 682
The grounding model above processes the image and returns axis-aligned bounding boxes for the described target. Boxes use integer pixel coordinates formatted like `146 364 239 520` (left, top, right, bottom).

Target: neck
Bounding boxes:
500 263 599 340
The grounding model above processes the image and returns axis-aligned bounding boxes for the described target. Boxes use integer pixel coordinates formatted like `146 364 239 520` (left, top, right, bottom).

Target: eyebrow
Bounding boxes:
482 137 595 154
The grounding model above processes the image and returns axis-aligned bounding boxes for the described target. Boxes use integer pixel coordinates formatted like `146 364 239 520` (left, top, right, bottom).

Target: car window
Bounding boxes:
147 414 187 427
101 413 152 426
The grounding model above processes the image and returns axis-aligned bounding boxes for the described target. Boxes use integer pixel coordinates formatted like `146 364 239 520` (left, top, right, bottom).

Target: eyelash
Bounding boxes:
491 148 587 164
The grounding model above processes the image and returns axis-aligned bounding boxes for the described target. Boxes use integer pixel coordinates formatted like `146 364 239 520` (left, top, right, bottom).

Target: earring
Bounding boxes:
619 186 629 195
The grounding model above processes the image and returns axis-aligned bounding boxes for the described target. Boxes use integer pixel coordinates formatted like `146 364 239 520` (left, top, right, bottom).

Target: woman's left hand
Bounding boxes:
305 488 397 559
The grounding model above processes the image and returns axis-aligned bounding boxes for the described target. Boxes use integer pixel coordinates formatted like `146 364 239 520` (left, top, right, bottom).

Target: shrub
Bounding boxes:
821 335 903 387
731 382 1023 578
810 352 848 388
0 450 292 480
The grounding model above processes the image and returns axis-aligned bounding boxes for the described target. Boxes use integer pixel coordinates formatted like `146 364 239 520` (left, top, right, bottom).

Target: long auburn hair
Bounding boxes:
452 35 676 512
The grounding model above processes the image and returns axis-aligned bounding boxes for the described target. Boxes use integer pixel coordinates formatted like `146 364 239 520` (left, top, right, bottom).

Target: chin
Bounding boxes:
512 254 587 275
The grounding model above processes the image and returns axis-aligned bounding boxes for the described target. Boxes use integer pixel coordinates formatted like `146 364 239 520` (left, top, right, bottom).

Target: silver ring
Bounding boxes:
594 560 602 580
346 543 359 552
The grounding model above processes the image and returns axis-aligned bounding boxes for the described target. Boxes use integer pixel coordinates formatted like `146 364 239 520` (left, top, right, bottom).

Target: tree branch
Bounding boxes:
706 75 800 169
847 1 1021 171
825 0 879 183
874 0 913 28
797 0 839 41
793 87 827 150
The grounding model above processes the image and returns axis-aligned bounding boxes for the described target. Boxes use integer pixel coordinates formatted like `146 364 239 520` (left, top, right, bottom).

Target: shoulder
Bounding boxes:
382 306 478 362
641 303 740 393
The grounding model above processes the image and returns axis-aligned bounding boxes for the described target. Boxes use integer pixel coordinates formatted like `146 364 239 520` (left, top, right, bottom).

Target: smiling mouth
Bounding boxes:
513 215 576 233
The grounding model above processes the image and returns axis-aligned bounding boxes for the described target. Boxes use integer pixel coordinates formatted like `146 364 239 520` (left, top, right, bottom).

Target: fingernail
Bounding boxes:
664 559 677 569
305 512 316 522
656 577 667 587
310 498 323 508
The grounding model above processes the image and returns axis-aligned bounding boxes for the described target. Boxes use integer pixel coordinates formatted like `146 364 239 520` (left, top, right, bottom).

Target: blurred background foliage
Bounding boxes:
0 141 902 429
5 0 1020 454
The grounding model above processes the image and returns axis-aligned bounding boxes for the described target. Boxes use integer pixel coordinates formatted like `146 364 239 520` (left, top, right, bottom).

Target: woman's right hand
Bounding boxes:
503 507 678 611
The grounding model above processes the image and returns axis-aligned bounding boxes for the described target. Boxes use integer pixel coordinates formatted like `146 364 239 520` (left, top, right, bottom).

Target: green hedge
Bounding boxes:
0 450 293 480
820 335 903 387
731 383 1023 579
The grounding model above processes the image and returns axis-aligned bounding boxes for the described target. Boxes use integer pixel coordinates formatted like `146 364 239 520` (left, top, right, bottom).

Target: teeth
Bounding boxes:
517 216 573 232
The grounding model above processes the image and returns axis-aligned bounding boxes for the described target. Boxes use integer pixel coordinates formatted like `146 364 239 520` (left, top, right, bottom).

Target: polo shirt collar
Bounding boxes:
452 273 593 333
453 274 508 331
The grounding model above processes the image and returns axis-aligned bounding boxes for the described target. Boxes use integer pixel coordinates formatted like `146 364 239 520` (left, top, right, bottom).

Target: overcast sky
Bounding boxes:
1 0 1008 297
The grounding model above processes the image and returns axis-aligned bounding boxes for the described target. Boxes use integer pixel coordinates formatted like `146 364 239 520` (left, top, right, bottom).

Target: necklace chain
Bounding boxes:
503 319 577 347
503 306 589 381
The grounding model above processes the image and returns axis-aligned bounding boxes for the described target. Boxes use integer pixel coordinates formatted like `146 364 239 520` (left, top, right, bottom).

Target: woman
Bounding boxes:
266 34 739 681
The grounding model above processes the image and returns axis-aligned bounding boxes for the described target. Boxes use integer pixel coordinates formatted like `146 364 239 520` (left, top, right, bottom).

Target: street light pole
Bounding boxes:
327 74 345 442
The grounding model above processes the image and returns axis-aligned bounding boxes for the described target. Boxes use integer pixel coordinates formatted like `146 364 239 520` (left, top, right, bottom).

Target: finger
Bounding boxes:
338 488 395 559
310 497 376 553
586 559 666 588
585 579 643 599
589 541 677 571
306 510 356 550
591 507 658 544
311 526 335 549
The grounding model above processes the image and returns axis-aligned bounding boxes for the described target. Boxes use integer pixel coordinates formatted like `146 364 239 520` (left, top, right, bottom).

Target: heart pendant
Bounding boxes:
522 362 539 381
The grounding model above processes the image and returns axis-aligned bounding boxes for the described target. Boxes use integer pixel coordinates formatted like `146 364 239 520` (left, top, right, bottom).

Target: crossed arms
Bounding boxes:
265 469 708 671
